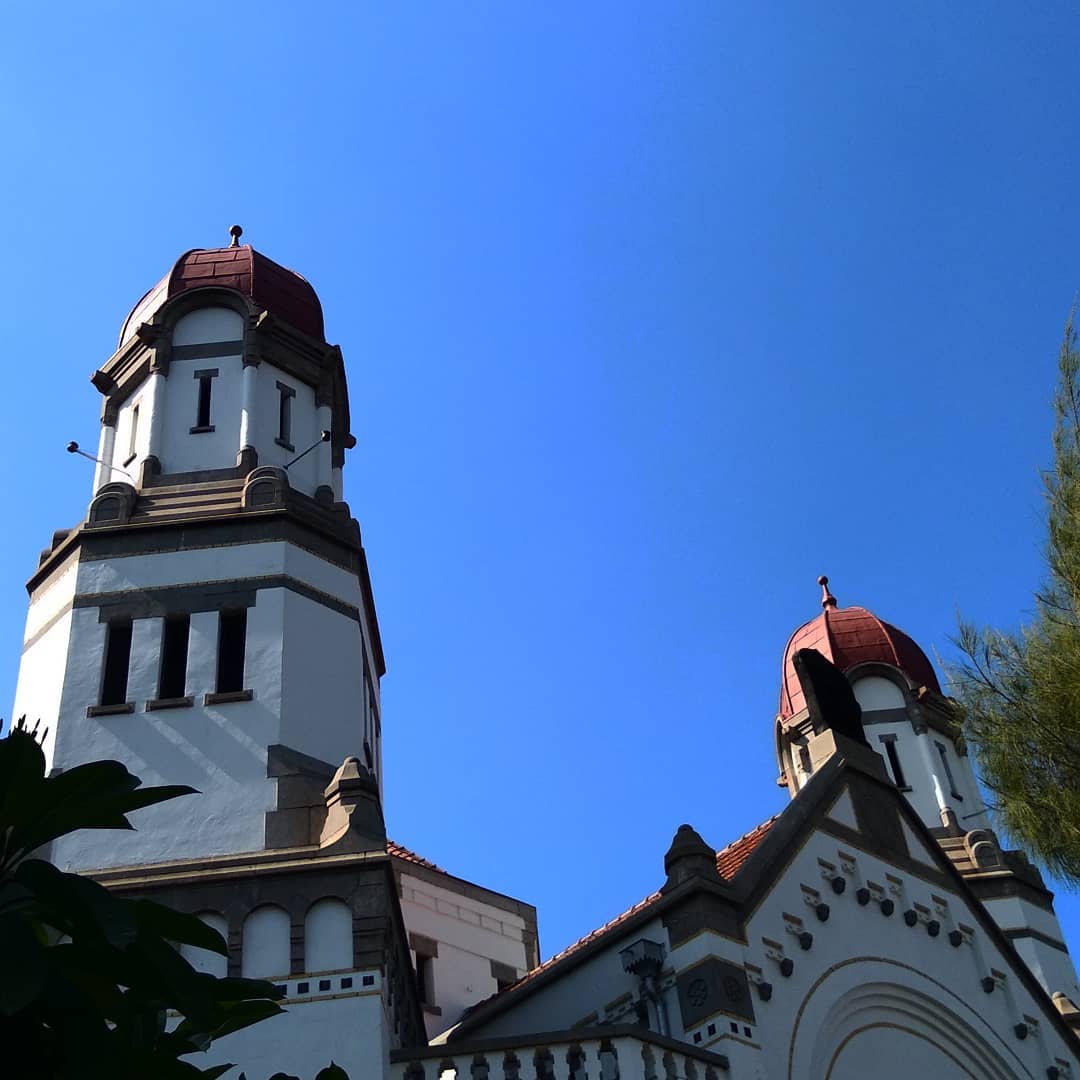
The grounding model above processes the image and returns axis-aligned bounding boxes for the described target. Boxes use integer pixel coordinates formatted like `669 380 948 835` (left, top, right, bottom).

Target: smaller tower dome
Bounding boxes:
118 228 325 346
778 576 940 720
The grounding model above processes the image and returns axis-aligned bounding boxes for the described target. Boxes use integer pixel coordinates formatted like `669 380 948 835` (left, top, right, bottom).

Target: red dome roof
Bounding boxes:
119 239 324 346
778 582 941 719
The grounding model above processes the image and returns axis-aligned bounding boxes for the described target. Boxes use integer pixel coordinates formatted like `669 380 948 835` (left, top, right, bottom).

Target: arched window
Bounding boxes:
180 911 228 978
241 905 291 979
305 898 353 974
852 675 906 711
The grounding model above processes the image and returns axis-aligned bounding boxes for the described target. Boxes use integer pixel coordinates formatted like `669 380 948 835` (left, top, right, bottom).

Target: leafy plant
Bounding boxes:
0 719 291 1078
952 312 1080 883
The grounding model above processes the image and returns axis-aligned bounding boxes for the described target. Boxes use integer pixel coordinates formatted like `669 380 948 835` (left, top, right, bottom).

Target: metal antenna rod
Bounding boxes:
66 442 134 482
284 430 331 471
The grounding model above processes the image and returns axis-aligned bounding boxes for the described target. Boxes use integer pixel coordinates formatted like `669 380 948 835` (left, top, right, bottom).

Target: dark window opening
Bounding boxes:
415 953 433 1005
158 615 190 700
276 381 295 450
880 736 908 788
101 620 133 706
126 404 139 462
192 368 218 432
936 741 963 800
197 376 212 427
216 610 247 693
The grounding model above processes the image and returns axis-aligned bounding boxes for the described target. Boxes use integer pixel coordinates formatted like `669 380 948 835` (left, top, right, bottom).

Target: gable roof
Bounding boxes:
448 816 779 1033
448 745 1080 1052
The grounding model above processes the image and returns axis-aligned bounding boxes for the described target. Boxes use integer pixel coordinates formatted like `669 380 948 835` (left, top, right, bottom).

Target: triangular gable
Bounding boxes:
826 787 858 830
900 816 945 871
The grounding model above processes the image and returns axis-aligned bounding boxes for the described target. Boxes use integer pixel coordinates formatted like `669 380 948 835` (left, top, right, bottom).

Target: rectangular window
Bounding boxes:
158 615 190 700
936 741 963 800
276 381 295 450
415 953 433 1005
216 609 247 693
192 368 218 432
100 619 133 706
879 735 908 789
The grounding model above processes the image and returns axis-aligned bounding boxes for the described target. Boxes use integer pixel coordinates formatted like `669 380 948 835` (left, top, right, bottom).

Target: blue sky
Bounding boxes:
2 3 1079 961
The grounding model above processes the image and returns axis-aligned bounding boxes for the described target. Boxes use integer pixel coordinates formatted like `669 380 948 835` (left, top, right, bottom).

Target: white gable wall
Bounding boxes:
398 869 534 1039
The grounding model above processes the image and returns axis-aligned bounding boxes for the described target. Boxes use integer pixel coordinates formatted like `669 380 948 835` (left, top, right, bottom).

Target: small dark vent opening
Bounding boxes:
217 610 247 693
158 615 190 700
101 620 133 706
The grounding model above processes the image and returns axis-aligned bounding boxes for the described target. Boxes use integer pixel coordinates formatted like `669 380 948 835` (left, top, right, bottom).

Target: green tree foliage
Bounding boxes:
0 720 350 1079
952 312 1080 884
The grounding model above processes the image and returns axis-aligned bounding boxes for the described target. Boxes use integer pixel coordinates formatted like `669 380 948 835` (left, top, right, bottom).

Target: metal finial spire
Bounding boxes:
228 224 243 247
818 574 837 610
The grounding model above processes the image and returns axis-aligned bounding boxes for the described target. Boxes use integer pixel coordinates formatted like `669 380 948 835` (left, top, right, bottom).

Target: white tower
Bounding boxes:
774 575 1080 1003
15 227 384 869
10 229 429 1076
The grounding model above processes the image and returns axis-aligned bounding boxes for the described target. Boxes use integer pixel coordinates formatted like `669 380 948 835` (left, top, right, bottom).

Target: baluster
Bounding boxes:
471 1055 491 1080
595 1039 619 1080
550 1045 572 1080
609 1037 647 1080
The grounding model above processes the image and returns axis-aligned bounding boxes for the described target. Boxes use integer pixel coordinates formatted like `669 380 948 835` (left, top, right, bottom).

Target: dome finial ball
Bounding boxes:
228 224 243 247
818 575 837 610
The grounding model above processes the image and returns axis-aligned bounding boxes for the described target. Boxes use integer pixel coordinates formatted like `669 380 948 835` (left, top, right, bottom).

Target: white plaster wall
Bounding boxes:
49 589 286 870
158 352 243 473
212 989 388 1080
399 870 533 1037
741 826 1080 1078
11 610 72 772
983 895 1080 999
852 676 906 711
279 589 366 768
242 905 292 979
108 389 152 483
255 361 321 495
75 541 355 604
464 913 668 1040
173 307 243 346
305 898 354 974
458 823 1080 1077
859 713 985 830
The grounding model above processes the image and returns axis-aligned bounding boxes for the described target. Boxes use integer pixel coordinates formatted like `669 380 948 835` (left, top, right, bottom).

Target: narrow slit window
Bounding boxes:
100 619 133 706
216 609 247 693
276 381 295 450
158 615 190 700
192 369 218 432
414 953 433 1005
879 735 907 788
936 741 963 800
126 404 139 461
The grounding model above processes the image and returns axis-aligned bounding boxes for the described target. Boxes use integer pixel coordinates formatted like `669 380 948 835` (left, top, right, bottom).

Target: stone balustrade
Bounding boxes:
390 1025 730 1080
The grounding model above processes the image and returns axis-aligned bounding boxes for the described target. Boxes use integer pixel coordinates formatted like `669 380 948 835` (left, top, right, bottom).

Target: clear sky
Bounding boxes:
2 3 1079 962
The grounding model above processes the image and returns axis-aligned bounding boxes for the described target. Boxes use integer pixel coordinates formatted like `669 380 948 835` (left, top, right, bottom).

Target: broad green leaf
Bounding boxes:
17 859 138 948
133 899 228 956
314 1063 351 1080
0 914 48 1014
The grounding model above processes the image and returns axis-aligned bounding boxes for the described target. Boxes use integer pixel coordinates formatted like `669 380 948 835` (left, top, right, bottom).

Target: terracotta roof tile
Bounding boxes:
119 244 324 345
483 816 779 1003
778 605 941 719
386 839 445 873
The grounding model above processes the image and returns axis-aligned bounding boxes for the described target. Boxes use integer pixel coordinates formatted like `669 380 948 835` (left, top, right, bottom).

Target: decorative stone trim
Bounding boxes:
87 702 135 717
243 466 289 510
145 696 194 711
88 482 138 526
204 690 254 705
